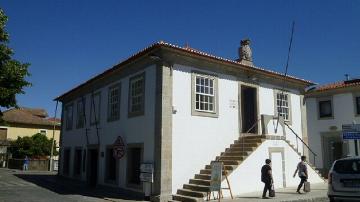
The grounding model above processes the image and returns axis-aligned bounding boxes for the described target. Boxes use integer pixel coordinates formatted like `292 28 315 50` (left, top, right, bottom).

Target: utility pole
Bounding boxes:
49 101 59 172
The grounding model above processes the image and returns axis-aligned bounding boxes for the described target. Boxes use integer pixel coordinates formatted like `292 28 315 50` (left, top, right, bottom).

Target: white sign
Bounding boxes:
140 172 153 182
140 163 154 173
210 161 223 191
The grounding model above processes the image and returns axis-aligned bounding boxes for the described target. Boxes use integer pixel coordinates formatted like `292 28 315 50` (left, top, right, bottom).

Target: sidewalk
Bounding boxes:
220 183 328 202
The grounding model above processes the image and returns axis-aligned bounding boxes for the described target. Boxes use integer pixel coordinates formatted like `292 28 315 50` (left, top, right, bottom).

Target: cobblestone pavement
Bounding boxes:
0 168 142 202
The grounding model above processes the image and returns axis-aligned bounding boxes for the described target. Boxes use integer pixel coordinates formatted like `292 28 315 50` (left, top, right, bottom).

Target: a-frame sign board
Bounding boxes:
207 161 233 202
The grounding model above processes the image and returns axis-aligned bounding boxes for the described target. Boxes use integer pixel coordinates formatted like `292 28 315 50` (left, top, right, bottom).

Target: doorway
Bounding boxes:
322 133 344 173
270 150 285 188
87 148 98 187
241 86 258 133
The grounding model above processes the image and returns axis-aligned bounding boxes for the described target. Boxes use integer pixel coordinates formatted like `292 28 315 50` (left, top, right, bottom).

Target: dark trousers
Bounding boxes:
297 176 307 192
262 181 272 197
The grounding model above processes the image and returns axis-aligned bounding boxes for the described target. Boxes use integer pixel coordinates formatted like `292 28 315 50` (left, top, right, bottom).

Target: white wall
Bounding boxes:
221 139 324 197
171 64 307 193
60 65 157 190
307 93 360 168
172 65 239 193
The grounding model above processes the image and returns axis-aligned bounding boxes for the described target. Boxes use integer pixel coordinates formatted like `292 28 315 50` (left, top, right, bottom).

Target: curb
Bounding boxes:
280 196 328 202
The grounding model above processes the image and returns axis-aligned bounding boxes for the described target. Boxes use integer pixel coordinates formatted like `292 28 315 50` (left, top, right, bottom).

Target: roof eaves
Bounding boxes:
55 41 314 101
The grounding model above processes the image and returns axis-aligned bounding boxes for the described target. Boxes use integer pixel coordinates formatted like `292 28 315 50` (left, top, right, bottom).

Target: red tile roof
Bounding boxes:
1 107 60 127
55 41 314 101
309 79 360 93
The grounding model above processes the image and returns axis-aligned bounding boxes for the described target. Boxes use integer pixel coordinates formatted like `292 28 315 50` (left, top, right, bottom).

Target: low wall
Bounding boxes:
8 159 50 171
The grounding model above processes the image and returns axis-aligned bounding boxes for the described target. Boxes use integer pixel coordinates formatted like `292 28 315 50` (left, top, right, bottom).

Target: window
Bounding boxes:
73 149 82 176
39 129 47 135
191 72 218 117
319 100 332 118
356 96 360 115
105 147 117 182
128 73 145 116
65 104 73 130
90 92 101 125
275 92 291 121
108 84 121 121
76 98 86 128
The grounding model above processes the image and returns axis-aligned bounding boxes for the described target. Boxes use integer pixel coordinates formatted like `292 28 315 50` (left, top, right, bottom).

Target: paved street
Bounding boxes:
0 168 142 202
0 168 329 202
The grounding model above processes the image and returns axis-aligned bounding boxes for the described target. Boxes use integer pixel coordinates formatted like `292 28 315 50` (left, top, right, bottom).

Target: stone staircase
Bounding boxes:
171 134 266 202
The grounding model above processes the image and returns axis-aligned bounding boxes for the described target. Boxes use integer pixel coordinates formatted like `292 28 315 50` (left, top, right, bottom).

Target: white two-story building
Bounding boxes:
56 40 324 202
306 79 360 175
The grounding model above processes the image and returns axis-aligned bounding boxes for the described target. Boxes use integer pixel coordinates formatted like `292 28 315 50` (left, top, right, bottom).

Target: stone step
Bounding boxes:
216 156 245 161
232 141 260 146
189 179 210 186
236 138 263 143
183 184 210 192
205 164 235 171
221 151 250 156
213 159 241 165
199 169 227 175
172 194 202 202
177 189 207 198
226 147 256 152
194 174 211 180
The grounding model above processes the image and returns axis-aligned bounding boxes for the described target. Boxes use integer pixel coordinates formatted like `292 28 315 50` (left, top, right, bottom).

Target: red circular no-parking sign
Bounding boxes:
113 136 126 159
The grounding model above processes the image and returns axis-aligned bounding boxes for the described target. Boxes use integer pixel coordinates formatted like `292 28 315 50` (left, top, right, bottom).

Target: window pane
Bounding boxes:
319 100 332 117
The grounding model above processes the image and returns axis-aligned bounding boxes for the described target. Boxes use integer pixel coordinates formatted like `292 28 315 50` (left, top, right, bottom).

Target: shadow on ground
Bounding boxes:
14 172 144 201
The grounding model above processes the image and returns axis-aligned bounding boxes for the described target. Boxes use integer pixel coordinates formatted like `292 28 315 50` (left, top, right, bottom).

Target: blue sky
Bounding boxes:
1 0 359 117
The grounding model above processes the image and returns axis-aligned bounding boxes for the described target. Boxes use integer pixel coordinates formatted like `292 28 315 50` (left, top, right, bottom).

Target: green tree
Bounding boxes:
0 9 31 119
9 133 58 159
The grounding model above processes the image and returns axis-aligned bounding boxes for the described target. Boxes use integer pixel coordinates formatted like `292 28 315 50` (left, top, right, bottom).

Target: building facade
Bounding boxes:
306 79 360 175
56 41 324 201
0 108 61 167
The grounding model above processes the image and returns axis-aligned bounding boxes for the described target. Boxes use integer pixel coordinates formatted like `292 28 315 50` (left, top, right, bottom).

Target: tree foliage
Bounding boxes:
9 133 58 159
0 9 31 117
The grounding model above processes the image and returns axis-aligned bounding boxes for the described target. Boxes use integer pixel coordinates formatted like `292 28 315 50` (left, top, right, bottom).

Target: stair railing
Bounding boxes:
283 122 317 167
242 118 262 156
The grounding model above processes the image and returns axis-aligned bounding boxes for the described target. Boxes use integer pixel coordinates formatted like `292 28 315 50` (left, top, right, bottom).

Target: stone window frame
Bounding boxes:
104 145 119 185
317 96 334 120
128 72 146 118
273 89 292 125
353 93 360 117
191 71 219 118
65 103 74 131
90 92 101 125
107 83 121 122
76 98 86 129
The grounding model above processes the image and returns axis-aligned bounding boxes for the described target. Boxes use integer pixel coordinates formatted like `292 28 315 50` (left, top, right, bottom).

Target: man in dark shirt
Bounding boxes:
261 159 273 199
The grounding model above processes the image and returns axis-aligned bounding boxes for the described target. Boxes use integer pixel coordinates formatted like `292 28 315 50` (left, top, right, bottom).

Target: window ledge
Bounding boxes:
192 110 218 118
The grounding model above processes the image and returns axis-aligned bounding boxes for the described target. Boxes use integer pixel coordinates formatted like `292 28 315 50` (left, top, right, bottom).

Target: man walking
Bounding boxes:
261 159 273 199
293 156 308 194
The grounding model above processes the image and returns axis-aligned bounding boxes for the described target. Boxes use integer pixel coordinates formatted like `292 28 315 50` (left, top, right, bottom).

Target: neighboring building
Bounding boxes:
0 107 61 150
306 78 360 175
56 41 324 201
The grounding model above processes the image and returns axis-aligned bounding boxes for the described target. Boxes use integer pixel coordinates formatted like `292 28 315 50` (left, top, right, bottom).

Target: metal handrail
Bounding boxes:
283 122 317 165
242 118 262 155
